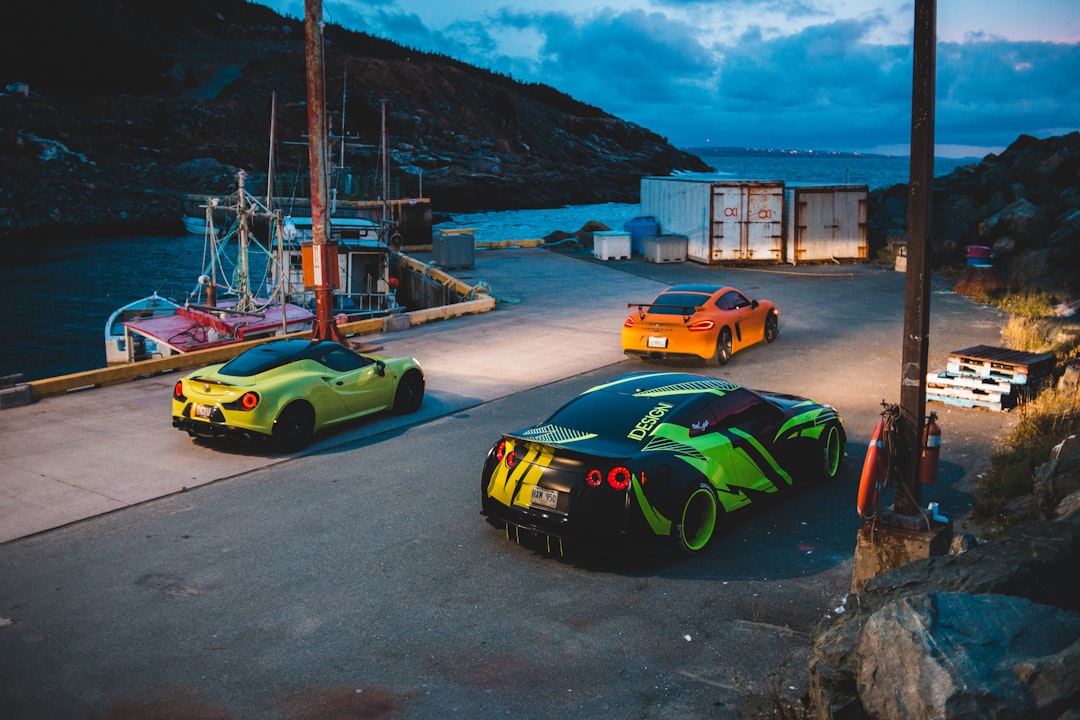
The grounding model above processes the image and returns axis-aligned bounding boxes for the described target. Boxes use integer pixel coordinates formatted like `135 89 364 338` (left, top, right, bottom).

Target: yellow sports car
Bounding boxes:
172 339 424 450
622 284 778 366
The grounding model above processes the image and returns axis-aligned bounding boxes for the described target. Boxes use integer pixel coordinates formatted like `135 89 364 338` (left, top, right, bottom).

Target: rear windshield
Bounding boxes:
647 292 711 315
218 342 307 377
539 390 690 449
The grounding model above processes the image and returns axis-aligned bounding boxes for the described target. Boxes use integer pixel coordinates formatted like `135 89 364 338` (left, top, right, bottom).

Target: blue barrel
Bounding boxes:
623 216 659 255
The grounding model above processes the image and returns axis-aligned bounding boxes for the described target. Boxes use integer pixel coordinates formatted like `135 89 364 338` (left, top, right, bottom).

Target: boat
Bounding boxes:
181 96 409 323
104 292 182 365
277 215 405 318
182 214 208 235
109 171 316 365
115 297 315 361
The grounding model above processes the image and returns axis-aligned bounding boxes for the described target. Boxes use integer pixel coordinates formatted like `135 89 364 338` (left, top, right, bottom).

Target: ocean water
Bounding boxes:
0 155 974 381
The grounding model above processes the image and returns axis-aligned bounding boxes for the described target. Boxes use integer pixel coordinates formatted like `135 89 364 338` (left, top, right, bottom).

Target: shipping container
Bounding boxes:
640 175 784 264
782 183 868 263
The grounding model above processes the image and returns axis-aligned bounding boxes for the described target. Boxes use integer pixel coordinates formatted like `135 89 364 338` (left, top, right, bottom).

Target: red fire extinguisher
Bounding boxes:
918 412 941 485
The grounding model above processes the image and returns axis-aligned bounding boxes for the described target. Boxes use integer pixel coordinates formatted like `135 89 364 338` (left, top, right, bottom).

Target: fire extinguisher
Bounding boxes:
918 412 941 485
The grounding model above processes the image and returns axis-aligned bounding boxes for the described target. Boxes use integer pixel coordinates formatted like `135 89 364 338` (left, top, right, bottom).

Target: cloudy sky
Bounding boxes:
255 0 1079 158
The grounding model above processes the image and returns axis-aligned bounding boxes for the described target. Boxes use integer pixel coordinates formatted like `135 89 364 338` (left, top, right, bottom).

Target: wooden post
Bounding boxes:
897 0 937 516
304 0 343 343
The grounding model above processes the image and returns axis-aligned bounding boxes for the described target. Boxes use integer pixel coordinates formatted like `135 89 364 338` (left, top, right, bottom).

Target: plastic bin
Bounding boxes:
593 231 631 261
434 229 475 269
643 234 688 263
623 215 659 255
966 245 993 267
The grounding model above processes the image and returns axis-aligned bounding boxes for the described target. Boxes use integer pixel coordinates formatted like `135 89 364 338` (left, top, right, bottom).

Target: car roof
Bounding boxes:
219 339 345 376
514 372 751 454
661 284 727 295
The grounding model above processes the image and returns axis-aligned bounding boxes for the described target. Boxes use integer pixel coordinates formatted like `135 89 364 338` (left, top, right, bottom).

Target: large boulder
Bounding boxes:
856 592 1080 720
977 198 1046 244
808 520 1080 719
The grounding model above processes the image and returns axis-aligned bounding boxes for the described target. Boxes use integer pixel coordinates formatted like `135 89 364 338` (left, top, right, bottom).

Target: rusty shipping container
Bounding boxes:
640 176 784 264
783 183 869 263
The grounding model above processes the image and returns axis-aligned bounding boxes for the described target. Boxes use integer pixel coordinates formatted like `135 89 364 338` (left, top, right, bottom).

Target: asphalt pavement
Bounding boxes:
0 245 1016 545
0 243 1027 720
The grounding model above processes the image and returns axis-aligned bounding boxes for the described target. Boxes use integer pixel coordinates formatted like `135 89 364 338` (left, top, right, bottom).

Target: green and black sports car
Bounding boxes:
172 338 424 450
480 372 844 555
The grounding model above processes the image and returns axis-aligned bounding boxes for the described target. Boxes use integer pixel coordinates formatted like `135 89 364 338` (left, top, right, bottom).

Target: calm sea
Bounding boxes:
0 155 973 381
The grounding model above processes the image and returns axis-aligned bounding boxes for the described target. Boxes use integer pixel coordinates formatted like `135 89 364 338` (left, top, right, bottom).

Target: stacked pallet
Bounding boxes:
926 345 1055 411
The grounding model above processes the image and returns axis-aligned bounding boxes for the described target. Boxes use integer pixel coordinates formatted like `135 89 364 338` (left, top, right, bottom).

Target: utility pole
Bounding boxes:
850 0 950 594
305 0 344 343
897 0 937 516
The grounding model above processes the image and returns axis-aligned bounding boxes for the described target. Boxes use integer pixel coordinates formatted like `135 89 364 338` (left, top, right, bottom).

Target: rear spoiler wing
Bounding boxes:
626 302 704 323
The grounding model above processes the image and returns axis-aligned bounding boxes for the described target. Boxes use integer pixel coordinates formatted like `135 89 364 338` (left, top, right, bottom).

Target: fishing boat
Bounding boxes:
104 292 182 365
108 172 316 364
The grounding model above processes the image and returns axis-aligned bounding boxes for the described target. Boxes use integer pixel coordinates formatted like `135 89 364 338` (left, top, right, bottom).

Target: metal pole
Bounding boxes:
897 0 937 517
266 91 277 214
305 0 343 342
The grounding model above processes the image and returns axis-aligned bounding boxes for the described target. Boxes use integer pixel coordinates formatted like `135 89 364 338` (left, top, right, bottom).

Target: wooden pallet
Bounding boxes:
926 371 1015 411
946 345 1055 386
926 392 1009 411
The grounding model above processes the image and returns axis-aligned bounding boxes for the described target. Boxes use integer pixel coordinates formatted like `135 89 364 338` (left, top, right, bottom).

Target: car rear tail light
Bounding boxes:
687 320 715 332
495 440 507 462
240 392 259 410
585 466 634 490
506 451 518 468
623 316 636 328
173 381 185 401
607 467 631 490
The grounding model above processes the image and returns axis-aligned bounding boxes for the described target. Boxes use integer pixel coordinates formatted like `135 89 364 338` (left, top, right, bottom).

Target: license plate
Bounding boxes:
531 486 559 510
194 403 214 419
647 336 668 349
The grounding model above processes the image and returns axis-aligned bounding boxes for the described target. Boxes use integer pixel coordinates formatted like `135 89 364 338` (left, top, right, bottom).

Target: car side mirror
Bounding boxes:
751 299 759 309
375 360 386 377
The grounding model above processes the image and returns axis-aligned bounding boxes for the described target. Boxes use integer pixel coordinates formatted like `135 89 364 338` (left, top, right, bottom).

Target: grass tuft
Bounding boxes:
969 290 1080 533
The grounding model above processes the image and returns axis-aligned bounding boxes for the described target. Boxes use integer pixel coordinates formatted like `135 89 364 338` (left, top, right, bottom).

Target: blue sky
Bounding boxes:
255 0 1079 158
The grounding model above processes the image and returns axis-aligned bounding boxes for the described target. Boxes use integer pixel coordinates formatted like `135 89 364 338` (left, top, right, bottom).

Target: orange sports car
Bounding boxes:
622 284 778 365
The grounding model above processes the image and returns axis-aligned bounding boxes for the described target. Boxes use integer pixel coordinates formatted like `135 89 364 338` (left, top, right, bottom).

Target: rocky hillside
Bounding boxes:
3 2 1077 298
869 132 1080 295
0 0 710 241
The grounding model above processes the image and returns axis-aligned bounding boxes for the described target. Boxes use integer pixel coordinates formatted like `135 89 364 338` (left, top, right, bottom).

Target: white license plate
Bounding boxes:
194 403 214 419
647 336 668 349
531 486 559 510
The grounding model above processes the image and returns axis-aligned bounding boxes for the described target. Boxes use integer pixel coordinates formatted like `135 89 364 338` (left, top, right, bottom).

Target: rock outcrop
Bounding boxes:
0 0 711 243
808 519 1080 719
869 132 1080 295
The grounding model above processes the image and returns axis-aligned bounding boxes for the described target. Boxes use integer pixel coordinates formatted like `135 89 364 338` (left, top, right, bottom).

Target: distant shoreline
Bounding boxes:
684 146 981 161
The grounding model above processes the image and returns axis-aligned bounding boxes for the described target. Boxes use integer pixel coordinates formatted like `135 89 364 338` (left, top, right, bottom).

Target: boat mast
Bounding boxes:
304 0 343 342
235 170 253 313
266 91 277 214
381 98 390 222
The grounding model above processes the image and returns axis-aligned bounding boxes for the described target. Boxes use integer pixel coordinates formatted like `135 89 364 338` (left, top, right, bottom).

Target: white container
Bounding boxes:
593 231 631 261
643 234 688 263
640 175 784 264
783 183 869 263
